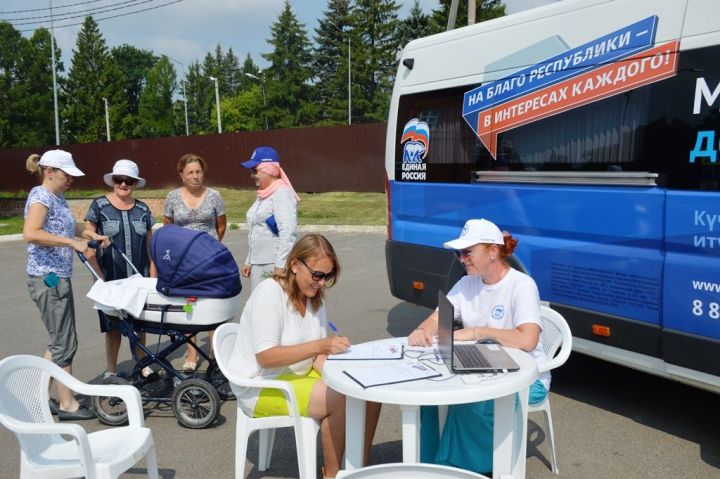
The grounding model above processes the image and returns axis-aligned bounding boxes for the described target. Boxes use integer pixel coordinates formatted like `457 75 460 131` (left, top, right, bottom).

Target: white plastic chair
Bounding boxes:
213 323 320 479
0 354 158 479
336 463 493 478
531 305 573 474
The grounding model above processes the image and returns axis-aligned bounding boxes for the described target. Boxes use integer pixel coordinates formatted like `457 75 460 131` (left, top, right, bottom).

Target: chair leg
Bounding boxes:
258 428 276 471
235 412 251 479
543 405 559 474
296 420 319 479
145 443 159 479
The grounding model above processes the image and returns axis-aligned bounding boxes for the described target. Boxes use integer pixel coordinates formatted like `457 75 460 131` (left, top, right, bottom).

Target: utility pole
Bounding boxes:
209 76 222 133
49 0 60 145
102 97 110 141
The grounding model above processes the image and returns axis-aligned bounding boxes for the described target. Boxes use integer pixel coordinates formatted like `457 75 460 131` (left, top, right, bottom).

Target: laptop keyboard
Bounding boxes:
455 345 492 368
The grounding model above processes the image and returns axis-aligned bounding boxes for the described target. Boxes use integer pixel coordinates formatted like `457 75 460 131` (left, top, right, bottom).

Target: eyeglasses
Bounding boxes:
298 258 336 282
112 176 138 186
454 247 478 259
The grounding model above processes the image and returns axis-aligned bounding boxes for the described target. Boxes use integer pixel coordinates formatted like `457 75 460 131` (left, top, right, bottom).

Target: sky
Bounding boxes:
1 0 559 77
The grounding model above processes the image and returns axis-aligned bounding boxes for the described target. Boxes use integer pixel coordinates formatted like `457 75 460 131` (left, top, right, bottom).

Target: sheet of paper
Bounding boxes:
343 362 441 388
328 342 404 360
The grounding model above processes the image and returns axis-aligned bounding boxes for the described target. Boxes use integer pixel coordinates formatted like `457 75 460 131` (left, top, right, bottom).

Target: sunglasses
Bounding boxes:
298 258 336 282
454 247 478 259
112 176 138 186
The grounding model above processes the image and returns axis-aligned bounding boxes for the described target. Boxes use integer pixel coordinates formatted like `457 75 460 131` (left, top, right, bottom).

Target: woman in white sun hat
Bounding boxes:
407 218 548 475
23 149 95 421
83 159 156 380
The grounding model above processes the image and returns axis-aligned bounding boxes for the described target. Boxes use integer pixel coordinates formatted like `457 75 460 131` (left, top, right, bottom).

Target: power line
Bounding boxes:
6 0 159 25
0 0 115 15
15 0 183 32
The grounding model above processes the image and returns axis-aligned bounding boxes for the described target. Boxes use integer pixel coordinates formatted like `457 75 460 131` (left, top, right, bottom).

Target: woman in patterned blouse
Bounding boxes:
23 150 94 421
83 159 156 380
163 153 227 372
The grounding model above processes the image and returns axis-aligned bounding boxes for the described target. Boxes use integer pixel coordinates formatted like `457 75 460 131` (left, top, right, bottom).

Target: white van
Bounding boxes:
385 0 720 393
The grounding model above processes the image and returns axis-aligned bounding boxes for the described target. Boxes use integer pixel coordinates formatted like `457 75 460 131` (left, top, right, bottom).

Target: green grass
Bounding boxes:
0 189 387 235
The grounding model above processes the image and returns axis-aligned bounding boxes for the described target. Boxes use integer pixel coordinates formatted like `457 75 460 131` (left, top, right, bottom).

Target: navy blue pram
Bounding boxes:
79 225 242 428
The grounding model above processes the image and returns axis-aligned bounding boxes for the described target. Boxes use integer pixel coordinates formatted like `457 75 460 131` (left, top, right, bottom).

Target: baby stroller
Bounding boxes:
80 224 242 428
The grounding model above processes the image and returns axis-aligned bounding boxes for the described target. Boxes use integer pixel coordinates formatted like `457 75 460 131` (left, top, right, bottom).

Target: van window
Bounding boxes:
394 45 720 191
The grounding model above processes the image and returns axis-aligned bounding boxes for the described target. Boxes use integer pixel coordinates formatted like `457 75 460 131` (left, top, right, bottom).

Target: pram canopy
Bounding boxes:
151 224 241 298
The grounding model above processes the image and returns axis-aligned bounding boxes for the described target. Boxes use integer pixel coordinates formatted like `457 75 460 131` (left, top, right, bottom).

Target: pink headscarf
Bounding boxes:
256 162 300 201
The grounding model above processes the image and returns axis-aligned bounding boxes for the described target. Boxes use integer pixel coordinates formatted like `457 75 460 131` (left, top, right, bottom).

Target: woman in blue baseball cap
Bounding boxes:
240 146 299 291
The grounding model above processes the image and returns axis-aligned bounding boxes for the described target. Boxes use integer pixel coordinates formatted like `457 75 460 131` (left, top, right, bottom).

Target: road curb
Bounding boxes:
0 224 386 243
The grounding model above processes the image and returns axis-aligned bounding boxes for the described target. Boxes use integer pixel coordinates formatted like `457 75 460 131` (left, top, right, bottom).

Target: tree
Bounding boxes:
136 56 176 138
351 0 401 123
13 28 64 147
397 0 434 48
313 0 353 125
262 0 316 129
0 21 26 147
63 16 126 143
212 85 264 133
111 44 157 137
184 60 213 134
238 53 260 91
430 0 505 33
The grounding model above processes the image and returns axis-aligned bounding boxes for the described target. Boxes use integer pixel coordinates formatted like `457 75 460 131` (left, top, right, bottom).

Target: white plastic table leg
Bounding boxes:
400 404 421 463
344 396 366 470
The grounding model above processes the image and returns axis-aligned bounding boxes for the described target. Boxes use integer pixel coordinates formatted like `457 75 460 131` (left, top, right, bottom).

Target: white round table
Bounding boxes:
323 338 538 479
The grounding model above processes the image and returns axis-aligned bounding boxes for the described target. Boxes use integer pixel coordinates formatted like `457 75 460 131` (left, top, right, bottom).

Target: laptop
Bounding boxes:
437 290 520 374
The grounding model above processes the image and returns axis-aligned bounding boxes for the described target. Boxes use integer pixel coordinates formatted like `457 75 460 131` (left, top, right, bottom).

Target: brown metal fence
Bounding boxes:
0 123 387 193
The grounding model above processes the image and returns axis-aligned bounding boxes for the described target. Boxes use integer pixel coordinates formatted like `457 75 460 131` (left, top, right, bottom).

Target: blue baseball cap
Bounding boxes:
241 146 280 168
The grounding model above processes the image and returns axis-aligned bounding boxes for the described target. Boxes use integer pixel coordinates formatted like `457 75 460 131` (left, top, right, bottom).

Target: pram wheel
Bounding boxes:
205 360 233 400
171 378 220 429
92 376 132 426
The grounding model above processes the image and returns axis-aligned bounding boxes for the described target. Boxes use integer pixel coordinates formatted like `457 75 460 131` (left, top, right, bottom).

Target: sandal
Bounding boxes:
182 360 197 372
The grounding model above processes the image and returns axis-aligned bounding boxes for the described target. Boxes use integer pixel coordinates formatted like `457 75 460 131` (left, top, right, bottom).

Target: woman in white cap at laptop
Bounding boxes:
240 146 299 292
407 218 549 474
23 149 94 420
82 159 156 380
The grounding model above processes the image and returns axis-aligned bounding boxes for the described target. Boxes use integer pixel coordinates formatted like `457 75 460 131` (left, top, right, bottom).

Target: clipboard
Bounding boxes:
342 362 441 388
327 343 404 360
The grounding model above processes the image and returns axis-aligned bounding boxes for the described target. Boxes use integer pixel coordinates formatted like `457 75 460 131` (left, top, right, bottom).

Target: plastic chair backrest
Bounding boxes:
0 356 62 459
538 306 573 374
336 463 490 478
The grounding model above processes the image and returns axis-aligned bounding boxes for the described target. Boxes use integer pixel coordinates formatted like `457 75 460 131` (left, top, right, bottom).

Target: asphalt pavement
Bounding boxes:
1 230 719 478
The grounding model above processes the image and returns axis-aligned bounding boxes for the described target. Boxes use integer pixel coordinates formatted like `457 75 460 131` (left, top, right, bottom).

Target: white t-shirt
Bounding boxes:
447 268 550 389
230 278 328 414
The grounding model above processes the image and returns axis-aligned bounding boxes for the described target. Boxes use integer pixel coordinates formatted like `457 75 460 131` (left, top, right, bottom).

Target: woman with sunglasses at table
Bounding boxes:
407 218 548 475
240 146 298 292
231 234 381 479
82 159 157 380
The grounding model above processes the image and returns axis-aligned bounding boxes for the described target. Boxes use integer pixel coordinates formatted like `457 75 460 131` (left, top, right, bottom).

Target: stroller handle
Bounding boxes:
76 240 141 279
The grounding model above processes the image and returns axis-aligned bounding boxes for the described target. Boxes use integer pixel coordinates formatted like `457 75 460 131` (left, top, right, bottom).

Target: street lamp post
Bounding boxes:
329 21 351 125
162 55 190 136
245 72 268 130
209 75 222 133
102 97 110 141
49 0 60 144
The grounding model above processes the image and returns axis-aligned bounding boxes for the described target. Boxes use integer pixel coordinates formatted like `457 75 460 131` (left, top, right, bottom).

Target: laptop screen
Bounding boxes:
437 290 454 365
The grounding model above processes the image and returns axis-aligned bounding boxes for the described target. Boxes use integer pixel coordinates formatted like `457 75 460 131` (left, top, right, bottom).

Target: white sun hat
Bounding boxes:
443 218 505 250
103 159 146 188
38 150 85 177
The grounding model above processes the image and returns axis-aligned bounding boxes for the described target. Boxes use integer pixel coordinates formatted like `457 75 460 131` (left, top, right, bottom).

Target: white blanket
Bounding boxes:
86 274 158 318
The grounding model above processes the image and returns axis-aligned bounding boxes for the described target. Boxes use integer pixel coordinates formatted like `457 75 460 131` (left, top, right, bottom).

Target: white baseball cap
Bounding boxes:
103 159 146 188
443 219 505 250
38 150 85 177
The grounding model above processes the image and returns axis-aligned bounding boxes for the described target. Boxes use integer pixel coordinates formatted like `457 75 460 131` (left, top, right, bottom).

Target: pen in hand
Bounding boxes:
328 321 341 336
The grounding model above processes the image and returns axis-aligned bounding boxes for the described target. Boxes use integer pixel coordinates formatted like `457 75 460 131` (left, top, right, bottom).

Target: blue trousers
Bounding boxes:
420 379 548 474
